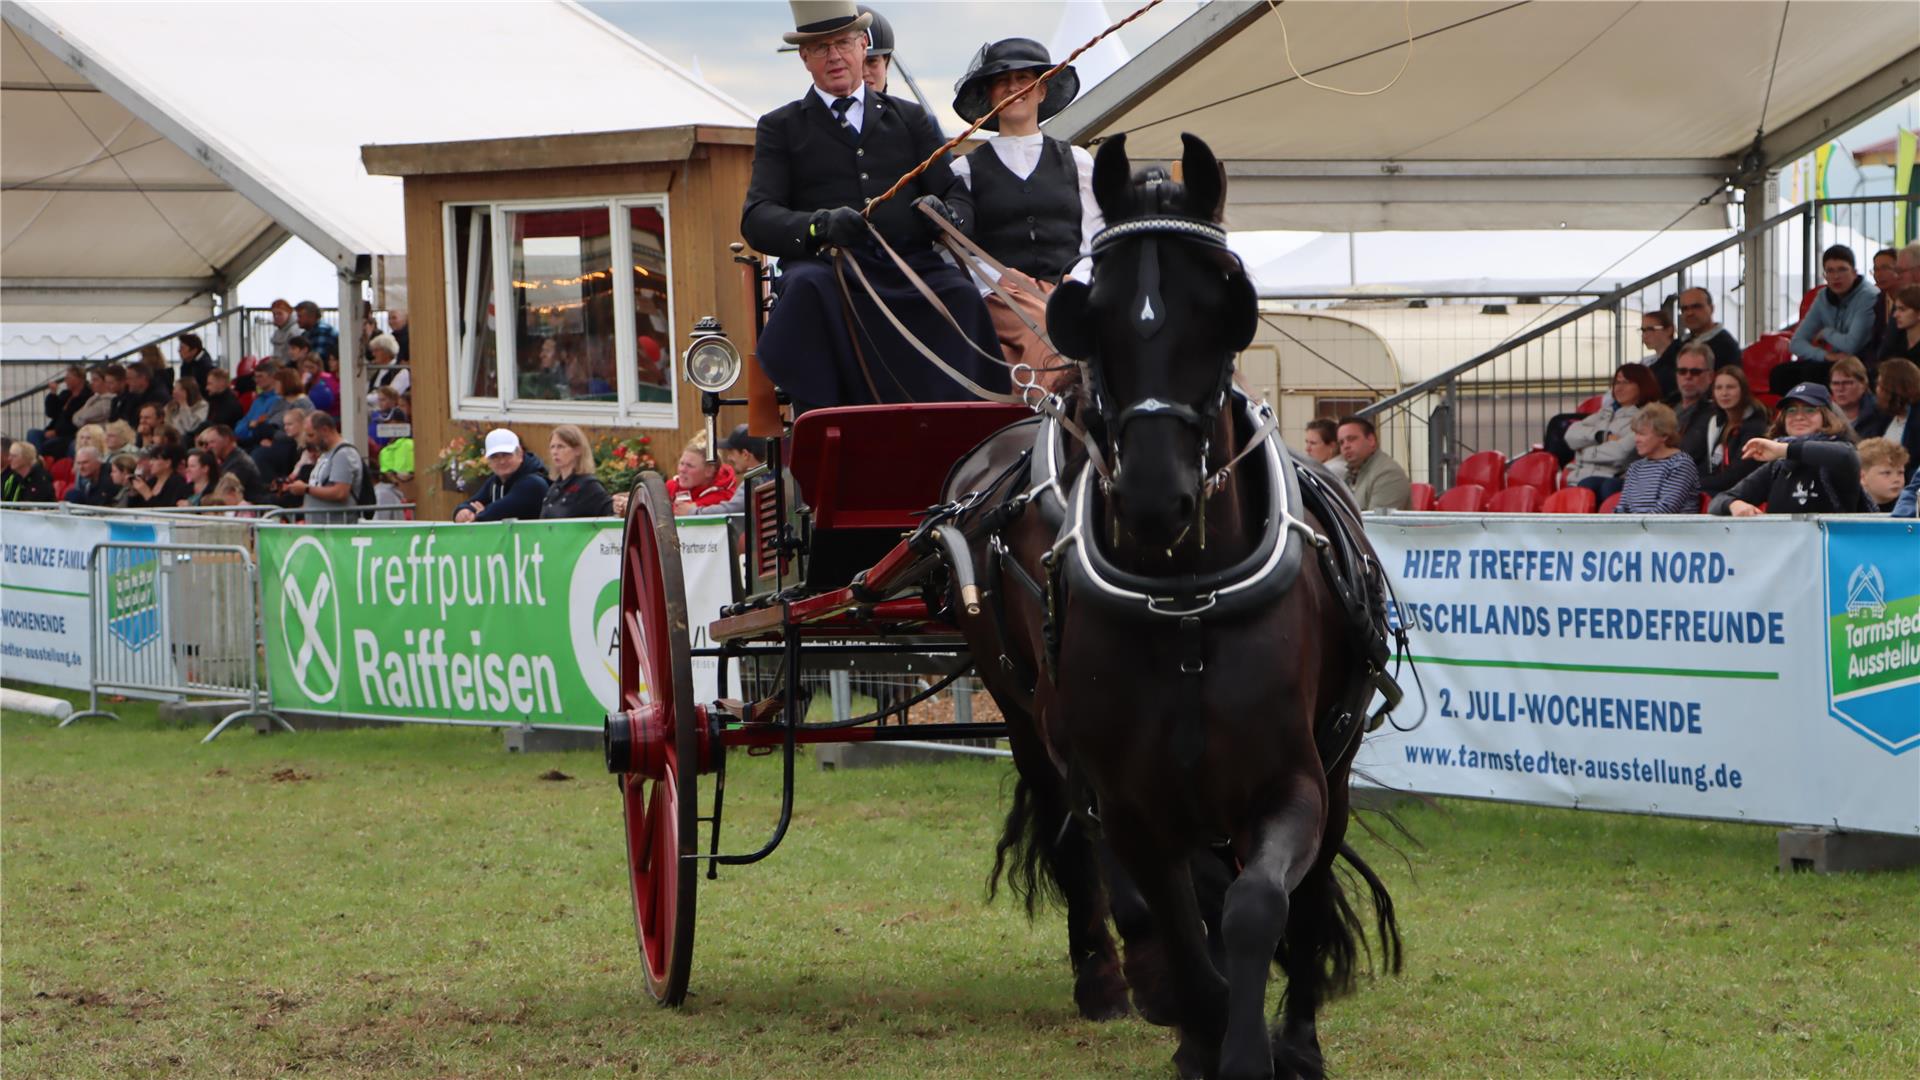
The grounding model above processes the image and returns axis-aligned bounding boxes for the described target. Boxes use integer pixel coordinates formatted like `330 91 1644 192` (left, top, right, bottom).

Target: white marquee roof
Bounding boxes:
1 0 757 324
1048 0 1920 232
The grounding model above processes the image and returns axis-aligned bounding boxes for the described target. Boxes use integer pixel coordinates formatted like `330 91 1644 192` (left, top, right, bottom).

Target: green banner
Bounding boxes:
260 520 624 728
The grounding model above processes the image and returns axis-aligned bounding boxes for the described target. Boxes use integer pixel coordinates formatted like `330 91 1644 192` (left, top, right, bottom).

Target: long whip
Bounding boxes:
862 0 1165 218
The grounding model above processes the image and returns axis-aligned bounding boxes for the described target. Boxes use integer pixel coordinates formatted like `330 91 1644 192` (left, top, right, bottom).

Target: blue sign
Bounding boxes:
1823 519 1920 755
104 523 159 652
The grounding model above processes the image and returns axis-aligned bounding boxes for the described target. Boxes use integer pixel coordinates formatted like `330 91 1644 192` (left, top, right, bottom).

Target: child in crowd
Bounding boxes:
1856 438 1909 513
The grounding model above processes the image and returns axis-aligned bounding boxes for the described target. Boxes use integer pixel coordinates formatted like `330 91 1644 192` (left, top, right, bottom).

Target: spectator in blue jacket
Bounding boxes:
453 429 549 523
1891 464 1919 517
1776 244 1880 393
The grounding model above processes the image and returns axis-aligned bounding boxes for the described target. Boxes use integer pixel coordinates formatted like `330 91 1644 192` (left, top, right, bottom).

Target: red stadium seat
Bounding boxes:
1699 492 1712 514
1436 484 1488 512
53 479 71 500
49 458 73 484
1742 334 1792 408
1542 487 1597 513
1487 486 1540 513
1456 450 1507 492
1798 286 1820 321
1504 450 1560 496
1599 492 1624 513
1408 482 1436 511
1576 394 1603 415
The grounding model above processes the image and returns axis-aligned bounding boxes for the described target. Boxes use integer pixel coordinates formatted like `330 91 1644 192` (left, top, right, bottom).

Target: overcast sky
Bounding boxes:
584 0 1201 135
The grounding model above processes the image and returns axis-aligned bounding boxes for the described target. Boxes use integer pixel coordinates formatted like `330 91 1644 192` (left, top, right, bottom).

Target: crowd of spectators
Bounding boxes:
6 300 417 518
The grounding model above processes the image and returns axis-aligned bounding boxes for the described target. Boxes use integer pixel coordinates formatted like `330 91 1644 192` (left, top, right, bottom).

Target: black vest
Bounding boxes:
966 137 1082 282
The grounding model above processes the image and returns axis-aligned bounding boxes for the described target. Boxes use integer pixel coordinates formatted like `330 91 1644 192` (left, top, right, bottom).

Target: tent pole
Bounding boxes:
339 270 363 460
1740 172 1777 344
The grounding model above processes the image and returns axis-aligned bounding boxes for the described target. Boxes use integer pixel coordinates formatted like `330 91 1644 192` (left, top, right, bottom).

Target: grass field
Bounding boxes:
4 687 1916 1078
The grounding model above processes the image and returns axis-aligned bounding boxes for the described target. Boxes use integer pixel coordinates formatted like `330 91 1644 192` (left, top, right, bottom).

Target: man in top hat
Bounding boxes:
742 1 1007 413
949 38 1101 379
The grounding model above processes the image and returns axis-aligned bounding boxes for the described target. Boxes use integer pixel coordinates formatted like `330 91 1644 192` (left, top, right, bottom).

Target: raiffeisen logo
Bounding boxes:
1824 524 1920 756
569 527 624 710
278 535 343 703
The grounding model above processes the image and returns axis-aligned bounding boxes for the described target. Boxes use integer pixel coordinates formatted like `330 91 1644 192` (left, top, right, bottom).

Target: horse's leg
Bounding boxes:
1218 791 1326 1080
998 720 1129 1021
1270 858 1338 1080
1106 816 1228 1079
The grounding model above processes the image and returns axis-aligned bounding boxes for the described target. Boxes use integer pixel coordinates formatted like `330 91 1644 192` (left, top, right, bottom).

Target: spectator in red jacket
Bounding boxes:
666 439 738 516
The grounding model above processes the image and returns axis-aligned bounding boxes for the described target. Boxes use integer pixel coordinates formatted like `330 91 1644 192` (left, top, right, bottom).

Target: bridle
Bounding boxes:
1078 201 1249 550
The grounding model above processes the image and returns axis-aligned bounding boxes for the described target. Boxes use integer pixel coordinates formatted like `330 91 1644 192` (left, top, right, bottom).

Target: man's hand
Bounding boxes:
913 195 964 230
454 506 477 524
285 480 309 497
810 206 867 249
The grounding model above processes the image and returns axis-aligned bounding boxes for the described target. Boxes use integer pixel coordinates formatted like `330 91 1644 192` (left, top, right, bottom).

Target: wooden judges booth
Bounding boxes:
361 125 758 519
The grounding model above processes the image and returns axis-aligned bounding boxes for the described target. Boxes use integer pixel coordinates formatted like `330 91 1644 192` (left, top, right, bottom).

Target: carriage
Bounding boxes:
602 134 1405 1078
602 244 1031 1006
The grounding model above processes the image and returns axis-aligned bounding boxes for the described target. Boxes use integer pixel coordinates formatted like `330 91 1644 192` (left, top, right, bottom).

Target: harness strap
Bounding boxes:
860 223 1034 378
836 247 1026 405
1205 407 1280 497
830 254 889 403
916 202 1061 358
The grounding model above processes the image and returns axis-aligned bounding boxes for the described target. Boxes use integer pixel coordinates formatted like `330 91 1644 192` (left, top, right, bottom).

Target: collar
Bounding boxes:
810 83 866 112
991 131 1044 145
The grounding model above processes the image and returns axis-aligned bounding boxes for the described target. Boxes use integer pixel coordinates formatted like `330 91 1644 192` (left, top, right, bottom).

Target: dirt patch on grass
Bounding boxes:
537 769 573 782
268 768 316 783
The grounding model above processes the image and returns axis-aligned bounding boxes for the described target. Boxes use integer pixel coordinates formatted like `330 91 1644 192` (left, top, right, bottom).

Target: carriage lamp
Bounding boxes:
684 317 742 394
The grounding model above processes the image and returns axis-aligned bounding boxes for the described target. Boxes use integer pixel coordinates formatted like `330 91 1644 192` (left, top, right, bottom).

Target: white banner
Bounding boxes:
679 516 741 705
1357 516 1919 836
1 510 168 691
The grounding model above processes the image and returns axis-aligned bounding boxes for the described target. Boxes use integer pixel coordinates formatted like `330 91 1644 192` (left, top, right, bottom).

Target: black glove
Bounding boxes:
914 194 964 231
808 206 868 250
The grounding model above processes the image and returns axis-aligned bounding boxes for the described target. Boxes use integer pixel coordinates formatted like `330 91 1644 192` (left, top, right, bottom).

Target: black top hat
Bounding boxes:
858 6 894 57
784 2 873 46
952 38 1079 132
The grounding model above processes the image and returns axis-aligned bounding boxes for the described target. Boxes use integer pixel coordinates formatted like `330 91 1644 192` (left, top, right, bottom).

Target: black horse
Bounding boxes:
944 133 1402 1078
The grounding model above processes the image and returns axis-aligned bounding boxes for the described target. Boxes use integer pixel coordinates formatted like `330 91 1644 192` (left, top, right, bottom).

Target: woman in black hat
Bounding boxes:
949 39 1101 382
1710 382 1863 515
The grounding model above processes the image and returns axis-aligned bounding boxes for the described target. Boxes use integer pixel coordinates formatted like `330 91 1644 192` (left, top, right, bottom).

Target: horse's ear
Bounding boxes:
1179 132 1225 222
1091 135 1132 219
1223 271 1258 353
1046 280 1095 359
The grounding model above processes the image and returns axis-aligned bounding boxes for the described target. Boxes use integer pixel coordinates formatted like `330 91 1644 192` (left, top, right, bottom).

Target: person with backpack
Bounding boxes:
286 412 364 523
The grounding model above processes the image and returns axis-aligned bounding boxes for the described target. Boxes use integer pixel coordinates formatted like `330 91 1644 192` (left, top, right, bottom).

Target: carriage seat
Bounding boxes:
786 403 1033 531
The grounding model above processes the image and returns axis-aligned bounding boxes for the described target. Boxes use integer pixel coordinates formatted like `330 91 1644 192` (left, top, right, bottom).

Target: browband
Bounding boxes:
1088 216 1229 255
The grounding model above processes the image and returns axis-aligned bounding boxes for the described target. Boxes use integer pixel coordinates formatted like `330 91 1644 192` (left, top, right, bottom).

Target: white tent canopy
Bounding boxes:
1 0 757 325
1048 0 1920 232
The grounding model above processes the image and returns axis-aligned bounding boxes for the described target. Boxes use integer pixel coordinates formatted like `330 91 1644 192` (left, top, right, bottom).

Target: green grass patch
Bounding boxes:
4 685 1915 1077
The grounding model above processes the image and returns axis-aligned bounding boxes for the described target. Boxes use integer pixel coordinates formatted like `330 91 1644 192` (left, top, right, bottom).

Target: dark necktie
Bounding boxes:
830 95 855 134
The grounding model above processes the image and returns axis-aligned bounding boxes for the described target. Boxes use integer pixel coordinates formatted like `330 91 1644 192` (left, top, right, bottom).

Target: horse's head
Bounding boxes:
1046 133 1257 565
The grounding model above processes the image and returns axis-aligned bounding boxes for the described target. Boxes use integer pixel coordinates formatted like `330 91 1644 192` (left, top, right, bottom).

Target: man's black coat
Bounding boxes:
742 86 974 258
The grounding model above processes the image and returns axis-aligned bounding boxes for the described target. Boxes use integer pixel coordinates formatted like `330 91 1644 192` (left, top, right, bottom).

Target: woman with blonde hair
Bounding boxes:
74 423 108 457
1613 403 1699 513
103 419 137 453
539 424 614 518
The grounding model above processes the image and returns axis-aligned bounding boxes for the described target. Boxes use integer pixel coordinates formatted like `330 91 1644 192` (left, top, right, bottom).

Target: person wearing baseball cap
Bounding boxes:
1709 382 1863 515
453 428 550 523
741 1 1006 412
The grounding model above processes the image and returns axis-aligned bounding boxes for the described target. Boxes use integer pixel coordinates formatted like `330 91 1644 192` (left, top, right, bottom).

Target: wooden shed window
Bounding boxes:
445 196 676 426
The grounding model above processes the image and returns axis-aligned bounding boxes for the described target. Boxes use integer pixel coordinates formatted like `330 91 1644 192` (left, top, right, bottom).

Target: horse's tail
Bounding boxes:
988 772 1067 918
1281 839 1403 1007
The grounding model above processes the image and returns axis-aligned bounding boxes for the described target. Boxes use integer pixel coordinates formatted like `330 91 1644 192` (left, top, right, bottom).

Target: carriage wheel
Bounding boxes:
616 474 700 1006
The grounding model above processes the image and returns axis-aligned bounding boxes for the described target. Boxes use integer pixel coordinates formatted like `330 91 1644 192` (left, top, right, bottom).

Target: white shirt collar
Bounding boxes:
811 83 867 111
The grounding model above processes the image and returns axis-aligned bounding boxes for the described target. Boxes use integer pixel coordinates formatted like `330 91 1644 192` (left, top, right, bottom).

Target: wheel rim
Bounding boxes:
617 475 699 1005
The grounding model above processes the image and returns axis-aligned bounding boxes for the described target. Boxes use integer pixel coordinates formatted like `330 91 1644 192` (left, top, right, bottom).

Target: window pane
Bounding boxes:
630 206 672 404
508 207 617 402
451 207 497 398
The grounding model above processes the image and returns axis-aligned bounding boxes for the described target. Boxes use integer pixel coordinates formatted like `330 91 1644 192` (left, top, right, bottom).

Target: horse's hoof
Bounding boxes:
1074 965 1132 1022
1270 1020 1325 1080
1172 1043 1215 1080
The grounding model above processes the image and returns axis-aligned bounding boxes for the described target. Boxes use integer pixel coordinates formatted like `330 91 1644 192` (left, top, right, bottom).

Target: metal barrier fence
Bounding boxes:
63 541 287 743
1358 195 1909 488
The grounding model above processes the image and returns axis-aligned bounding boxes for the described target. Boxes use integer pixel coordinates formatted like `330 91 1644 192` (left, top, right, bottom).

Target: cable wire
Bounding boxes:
1266 0 1412 97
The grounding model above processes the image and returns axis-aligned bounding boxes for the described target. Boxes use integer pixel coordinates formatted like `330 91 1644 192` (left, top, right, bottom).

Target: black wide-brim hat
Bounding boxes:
953 38 1078 131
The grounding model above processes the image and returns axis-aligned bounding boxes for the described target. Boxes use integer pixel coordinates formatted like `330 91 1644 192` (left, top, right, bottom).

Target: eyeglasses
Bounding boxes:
1676 367 1709 376
799 36 864 59
1782 404 1820 416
